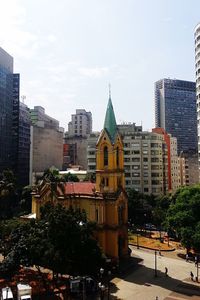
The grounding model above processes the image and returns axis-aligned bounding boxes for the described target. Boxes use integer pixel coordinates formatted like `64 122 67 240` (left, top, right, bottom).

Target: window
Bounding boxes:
95 209 99 222
104 146 108 166
133 150 140 154
132 157 140 162
116 147 119 166
101 177 109 186
132 180 140 184
117 177 121 187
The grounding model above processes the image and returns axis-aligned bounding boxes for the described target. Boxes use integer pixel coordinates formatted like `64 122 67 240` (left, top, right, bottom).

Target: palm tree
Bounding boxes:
0 170 18 219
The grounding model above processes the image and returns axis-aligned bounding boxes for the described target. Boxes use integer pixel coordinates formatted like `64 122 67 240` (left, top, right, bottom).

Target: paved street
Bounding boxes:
110 247 200 300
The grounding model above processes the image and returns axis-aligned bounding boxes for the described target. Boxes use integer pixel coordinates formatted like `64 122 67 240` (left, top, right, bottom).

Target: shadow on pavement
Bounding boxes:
116 260 200 298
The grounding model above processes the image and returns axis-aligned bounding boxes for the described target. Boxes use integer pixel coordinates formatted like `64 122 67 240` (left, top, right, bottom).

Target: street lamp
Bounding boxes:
98 282 106 300
82 276 86 300
100 267 104 282
155 250 158 277
196 255 199 282
107 270 112 300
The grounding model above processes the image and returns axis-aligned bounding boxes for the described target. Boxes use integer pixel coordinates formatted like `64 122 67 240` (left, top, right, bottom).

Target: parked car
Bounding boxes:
1 287 14 300
144 223 157 230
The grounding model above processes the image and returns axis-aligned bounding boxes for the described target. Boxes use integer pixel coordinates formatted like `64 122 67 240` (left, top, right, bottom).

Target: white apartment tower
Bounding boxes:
68 109 92 137
195 23 200 175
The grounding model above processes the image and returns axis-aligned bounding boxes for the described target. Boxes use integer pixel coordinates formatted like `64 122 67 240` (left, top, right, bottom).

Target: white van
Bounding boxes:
1 287 14 300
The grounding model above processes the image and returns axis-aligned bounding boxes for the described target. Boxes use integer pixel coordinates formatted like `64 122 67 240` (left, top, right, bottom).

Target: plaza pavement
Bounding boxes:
110 246 200 300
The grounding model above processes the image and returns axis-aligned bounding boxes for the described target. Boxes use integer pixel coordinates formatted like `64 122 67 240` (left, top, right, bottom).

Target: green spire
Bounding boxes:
103 88 117 143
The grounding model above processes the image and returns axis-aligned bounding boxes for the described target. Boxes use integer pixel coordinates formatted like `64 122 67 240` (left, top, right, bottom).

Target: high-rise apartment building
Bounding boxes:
155 78 197 154
152 128 180 192
170 136 180 191
68 109 92 137
87 123 169 195
0 48 14 172
120 126 168 195
64 109 92 169
179 150 199 186
195 24 200 173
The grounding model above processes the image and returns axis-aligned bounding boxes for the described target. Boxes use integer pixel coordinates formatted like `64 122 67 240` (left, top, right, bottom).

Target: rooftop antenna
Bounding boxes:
109 83 111 99
21 95 26 103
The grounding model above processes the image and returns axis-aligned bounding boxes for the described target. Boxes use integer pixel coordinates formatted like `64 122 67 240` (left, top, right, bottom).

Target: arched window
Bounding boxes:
104 146 108 166
116 147 119 167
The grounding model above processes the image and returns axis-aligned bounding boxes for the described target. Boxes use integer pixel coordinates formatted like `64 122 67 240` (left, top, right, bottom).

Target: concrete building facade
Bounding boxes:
64 109 93 169
30 106 63 181
68 109 92 137
152 128 180 193
195 24 200 175
179 150 199 186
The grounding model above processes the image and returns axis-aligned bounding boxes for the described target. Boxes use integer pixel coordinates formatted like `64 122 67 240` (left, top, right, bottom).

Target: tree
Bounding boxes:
62 172 79 182
166 185 200 251
0 170 18 219
0 203 103 278
20 185 32 214
152 194 172 227
40 204 102 275
127 189 154 226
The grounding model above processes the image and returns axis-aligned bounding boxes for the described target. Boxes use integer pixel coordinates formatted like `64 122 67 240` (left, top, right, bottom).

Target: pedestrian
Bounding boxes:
190 271 194 281
159 248 161 256
155 297 159 300
195 256 198 266
165 267 168 277
186 253 189 262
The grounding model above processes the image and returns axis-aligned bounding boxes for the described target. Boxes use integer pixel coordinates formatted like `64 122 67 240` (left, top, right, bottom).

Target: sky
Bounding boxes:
0 0 199 131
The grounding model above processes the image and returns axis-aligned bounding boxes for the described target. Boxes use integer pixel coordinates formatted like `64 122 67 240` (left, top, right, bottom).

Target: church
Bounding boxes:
32 94 128 261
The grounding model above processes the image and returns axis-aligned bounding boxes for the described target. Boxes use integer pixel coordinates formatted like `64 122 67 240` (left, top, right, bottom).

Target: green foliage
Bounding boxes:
42 167 79 183
127 189 155 226
62 172 79 182
152 194 172 227
20 185 32 214
127 188 172 228
0 204 103 277
0 170 19 219
166 185 200 251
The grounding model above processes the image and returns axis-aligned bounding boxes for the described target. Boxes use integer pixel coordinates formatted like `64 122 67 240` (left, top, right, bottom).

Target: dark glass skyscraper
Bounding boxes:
155 78 197 154
0 48 30 186
0 47 14 172
17 102 31 186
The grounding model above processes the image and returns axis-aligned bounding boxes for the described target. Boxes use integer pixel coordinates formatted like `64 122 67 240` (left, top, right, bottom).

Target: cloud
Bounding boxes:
78 66 109 78
46 34 57 43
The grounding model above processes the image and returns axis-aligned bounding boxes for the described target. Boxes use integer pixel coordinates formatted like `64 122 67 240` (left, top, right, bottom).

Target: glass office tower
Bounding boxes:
155 78 197 154
0 47 14 172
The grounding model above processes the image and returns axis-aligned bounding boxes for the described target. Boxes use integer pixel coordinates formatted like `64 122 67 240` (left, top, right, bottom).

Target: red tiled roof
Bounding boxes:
63 182 96 196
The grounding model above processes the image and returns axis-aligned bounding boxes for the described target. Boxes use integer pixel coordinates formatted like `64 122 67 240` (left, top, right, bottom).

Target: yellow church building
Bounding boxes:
32 94 128 261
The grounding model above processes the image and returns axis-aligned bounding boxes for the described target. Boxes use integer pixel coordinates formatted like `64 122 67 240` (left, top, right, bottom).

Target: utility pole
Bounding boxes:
155 250 157 277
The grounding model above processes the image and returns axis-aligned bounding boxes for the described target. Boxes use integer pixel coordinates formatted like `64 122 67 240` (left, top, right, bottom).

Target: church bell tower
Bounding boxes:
96 92 124 193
